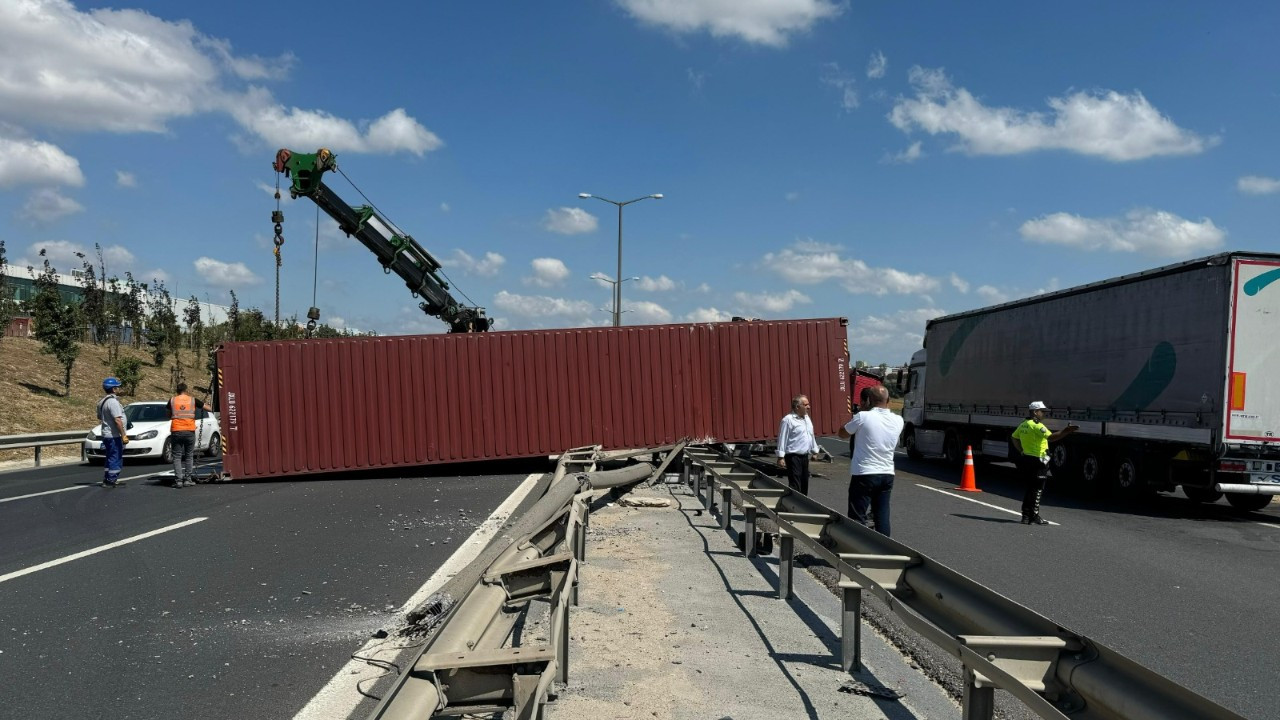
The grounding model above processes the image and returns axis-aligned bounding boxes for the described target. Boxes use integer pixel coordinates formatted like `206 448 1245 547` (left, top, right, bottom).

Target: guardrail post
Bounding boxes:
706 476 716 512
777 533 794 600
961 665 994 720
743 505 758 557
720 486 733 531
693 464 703 504
681 454 690 488
840 578 863 673
34 445 42 467
570 521 584 607
556 606 570 685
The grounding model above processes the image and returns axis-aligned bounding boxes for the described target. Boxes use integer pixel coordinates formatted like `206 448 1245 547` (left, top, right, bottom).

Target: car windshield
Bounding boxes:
123 404 169 423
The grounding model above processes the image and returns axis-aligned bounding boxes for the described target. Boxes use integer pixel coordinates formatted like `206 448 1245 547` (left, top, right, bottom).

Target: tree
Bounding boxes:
28 253 82 396
146 280 180 368
121 272 146 348
0 240 16 348
104 275 124 363
184 296 204 356
78 248 106 344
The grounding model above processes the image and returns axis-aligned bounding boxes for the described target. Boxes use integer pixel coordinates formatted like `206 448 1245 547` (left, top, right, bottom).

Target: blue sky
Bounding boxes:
0 0 1276 363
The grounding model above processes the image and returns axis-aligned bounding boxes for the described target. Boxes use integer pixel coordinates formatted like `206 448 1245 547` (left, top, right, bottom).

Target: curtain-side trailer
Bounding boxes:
898 252 1280 510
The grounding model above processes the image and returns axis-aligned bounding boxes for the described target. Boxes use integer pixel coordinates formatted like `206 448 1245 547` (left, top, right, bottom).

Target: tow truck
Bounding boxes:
272 148 492 333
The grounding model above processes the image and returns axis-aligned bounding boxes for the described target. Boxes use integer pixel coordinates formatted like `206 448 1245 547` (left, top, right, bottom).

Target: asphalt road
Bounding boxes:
809 436 1280 720
0 458 542 720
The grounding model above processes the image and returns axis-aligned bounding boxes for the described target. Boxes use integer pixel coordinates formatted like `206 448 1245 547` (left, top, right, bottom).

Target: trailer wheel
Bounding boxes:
1050 443 1072 473
903 428 923 460
1225 493 1273 512
1078 450 1106 496
943 431 964 467
1111 456 1150 500
1183 486 1223 504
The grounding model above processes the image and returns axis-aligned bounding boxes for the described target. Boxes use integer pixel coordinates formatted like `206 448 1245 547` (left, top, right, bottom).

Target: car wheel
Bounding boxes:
161 438 173 464
1225 493 1273 512
205 433 222 459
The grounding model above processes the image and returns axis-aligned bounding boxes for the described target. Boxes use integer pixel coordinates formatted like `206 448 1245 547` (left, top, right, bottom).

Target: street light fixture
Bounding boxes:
578 192 663 326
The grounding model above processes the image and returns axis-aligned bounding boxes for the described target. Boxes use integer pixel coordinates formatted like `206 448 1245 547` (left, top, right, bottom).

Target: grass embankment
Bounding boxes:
0 337 200 465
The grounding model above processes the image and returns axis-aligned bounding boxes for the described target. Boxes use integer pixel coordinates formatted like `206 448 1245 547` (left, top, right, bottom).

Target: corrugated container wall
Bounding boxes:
217 318 850 480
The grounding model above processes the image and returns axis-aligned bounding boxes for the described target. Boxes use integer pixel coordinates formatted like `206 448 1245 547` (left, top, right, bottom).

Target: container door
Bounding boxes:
1225 258 1280 444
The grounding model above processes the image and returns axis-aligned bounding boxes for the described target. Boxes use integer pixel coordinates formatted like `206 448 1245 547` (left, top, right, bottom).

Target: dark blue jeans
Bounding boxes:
848 473 894 537
103 437 124 483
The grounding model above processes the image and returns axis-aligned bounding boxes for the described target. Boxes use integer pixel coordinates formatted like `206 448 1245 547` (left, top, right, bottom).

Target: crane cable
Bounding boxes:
332 167 481 309
307 203 321 338
272 174 285 328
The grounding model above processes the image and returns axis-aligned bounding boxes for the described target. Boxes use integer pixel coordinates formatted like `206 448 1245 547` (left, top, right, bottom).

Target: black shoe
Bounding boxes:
1020 517 1031 525
1030 515 1050 525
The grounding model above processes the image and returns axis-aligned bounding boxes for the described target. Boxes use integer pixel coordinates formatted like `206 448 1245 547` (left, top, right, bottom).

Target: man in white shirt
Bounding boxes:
776 394 820 494
838 385 904 536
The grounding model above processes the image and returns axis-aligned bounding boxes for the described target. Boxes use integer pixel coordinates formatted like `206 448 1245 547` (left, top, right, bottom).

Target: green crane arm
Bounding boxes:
272 148 492 333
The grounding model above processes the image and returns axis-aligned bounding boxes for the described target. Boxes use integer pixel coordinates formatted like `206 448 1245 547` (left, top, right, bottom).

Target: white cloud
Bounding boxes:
1238 175 1280 195
17 240 136 275
442 249 505 278
0 135 84 188
617 0 843 47
19 188 84 224
525 257 570 288
115 170 136 188
733 289 812 314
889 67 1215 161
866 51 887 79
635 275 677 292
975 285 1008 304
543 207 598 235
623 299 672 324
882 141 923 165
687 67 708 92
0 2 432 156
440 202 451 212
852 307 945 363
227 91 442 156
761 242 940 295
685 307 733 323
1019 208 1226 257
493 290 595 320
144 268 171 287
949 273 969 294
255 179 292 202
785 191 800 202
194 257 261 288
820 63 858 111
696 282 712 293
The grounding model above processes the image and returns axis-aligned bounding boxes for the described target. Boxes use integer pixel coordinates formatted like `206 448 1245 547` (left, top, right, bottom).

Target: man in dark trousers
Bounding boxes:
1011 401 1078 524
166 382 206 488
97 377 128 487
776 394 820 494
839 385 904 536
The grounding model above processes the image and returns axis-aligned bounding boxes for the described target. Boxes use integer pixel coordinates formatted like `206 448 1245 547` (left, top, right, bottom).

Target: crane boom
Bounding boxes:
272 148 492 333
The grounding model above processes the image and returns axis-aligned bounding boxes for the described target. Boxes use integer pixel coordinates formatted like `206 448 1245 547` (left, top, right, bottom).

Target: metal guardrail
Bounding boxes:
684 446 1245 720
367 444 679 719
0 431 85 467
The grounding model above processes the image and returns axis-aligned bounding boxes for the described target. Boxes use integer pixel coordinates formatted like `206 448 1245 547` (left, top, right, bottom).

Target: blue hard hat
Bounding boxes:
103 377 122 390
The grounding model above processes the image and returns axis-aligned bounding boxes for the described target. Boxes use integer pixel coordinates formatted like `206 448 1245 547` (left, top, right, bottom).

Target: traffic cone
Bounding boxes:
957 445 981 492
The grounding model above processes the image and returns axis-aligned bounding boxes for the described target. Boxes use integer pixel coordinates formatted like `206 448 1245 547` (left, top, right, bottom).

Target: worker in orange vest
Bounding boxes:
167 382 206 488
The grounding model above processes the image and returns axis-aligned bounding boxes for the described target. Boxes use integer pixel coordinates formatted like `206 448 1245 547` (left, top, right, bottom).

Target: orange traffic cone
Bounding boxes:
957 445 981 492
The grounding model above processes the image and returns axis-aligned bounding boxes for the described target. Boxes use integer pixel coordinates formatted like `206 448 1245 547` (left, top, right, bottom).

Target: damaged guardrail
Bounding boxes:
367 443 682 719
684 445 1244 720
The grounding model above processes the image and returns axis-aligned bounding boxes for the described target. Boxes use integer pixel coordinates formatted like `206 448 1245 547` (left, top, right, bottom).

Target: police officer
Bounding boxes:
167 382 205 488
1011 401 1079 525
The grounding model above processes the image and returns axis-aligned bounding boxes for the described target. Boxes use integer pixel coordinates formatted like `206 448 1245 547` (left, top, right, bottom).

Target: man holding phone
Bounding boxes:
1011 401 1079 525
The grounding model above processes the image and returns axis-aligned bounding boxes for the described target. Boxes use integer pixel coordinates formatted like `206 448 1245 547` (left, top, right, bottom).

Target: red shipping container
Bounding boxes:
852 369 884 405
216 318 850 480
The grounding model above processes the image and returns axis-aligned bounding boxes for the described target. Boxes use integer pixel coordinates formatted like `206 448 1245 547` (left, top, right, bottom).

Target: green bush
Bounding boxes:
112 356 144 396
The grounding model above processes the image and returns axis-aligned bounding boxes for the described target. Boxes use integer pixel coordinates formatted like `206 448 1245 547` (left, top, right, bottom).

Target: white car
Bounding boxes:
84 401 222 464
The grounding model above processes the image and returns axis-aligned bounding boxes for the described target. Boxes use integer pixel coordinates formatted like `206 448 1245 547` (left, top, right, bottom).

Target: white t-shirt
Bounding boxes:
843 408 904 476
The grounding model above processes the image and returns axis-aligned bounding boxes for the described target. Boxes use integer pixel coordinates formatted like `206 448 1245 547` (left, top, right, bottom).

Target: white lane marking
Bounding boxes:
1254 522 1280 530
293 473 545 720
916 484 1061 526
0 517 208 584
0 485 91 504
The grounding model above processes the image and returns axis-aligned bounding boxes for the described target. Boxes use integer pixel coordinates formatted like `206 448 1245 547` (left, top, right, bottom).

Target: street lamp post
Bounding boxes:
578 192 663 326
590 273 639 324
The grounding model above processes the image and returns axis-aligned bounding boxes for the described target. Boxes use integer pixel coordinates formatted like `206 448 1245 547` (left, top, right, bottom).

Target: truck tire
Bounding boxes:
903 428 923 460
1225 493 1273 512
1182 486 1223 504
943 430 963 467
1079 450 1105 495
1050 443 1072 474
1111 455 1152 501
